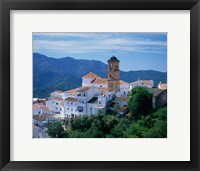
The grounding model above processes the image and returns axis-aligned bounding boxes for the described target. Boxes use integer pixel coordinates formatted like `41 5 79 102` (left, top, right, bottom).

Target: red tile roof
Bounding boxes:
100 88 108 95
77 86 91 92
48 97 63 101
66 88 78 95
159 83 167 90
33 104 41 109
65 97 78 102
131 80 153 85
82 72 101 79
92 78 108 84
120 80 129 85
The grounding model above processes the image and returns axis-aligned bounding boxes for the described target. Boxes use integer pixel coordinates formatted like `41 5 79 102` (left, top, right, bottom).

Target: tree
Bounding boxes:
48 121 64 138
128 86 152 119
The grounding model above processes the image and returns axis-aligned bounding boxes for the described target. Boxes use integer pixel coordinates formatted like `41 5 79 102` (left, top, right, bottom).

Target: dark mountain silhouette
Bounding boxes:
33 53 167 98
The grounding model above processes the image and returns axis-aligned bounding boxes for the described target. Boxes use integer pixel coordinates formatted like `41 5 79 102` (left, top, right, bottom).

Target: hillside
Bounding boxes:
33 53 167 98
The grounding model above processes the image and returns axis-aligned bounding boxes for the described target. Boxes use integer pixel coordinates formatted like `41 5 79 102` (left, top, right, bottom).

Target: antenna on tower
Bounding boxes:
112 51 115 56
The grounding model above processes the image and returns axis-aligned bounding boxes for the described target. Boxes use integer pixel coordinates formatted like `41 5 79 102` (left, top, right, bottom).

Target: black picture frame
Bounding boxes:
0 0 200 171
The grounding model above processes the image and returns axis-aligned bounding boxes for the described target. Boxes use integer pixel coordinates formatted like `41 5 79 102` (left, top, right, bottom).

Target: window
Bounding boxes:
67 108 69 110
90 107 92 114
52 101 54 104
109 95 110 97
71 102 73 105
84 93 85 97
71 108 73 111
56 103 58 105
82 100 84 103
99 101 101 104
100 85 102 88
115 64 118 70
60 108 62 111
124 91 126 95
55 107 58 110
110 64 112 70
77 106 83 112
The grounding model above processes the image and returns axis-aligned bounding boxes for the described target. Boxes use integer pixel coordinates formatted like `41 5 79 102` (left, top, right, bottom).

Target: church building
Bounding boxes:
107 56 120 92
44 55 155 118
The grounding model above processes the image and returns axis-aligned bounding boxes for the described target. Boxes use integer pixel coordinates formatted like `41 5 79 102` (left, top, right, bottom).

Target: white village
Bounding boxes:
33 56 167 138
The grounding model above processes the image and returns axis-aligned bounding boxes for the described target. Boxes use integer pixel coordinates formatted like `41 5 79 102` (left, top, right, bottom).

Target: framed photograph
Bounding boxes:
1 0 200 171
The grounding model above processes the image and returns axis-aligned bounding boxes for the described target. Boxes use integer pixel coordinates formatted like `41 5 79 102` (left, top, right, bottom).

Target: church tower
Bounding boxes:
107 55 120 92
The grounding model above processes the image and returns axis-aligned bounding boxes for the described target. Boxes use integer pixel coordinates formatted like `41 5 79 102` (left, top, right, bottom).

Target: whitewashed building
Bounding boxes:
129 79 154 90
33 104 53 116
158 81 167 90
46 97 64 114
36 56 165 119
50 90 66 100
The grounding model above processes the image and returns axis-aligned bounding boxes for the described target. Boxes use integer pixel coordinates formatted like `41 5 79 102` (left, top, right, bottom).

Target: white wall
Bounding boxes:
50 92 65 99
46 99 63 113
93 83 107 89
33 107 41 116
82 78 95 86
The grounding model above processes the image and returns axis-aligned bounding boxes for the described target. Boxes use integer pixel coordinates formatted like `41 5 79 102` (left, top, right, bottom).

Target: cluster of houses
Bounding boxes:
33 56 167 138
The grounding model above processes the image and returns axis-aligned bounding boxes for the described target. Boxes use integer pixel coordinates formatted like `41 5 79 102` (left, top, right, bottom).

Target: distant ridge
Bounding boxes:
33 53 167 98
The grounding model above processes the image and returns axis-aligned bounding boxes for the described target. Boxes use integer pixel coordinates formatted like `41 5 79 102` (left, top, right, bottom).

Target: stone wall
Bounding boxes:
152 89 167 109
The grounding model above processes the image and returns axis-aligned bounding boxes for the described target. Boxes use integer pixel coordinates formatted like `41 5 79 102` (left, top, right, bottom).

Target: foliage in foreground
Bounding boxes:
48 87 166 138
128 86 153 119
48 107 167 138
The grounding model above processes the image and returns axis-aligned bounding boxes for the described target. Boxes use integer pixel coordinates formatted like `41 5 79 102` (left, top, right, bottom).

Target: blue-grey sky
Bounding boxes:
33 32 167 72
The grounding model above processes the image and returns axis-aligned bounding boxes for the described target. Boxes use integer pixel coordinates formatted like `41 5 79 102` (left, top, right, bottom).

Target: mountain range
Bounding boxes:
33 53 167 98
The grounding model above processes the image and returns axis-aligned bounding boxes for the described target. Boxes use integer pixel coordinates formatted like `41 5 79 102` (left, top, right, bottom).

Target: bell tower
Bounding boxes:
107 55 120 92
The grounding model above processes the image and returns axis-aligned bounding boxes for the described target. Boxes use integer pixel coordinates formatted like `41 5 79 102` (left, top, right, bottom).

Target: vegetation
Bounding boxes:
48 107 167 138
33 53 167 98
48 121 64 138
128 86 152 119
47 87 167 138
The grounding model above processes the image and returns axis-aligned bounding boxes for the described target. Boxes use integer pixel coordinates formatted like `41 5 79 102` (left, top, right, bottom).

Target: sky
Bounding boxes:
33 32 167 72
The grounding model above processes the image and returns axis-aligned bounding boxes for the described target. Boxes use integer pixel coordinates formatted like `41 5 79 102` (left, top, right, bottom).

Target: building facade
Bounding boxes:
107 56 120 92
33 55 163 119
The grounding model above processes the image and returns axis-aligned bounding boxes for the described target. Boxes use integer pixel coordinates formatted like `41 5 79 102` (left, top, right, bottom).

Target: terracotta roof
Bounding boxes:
77 86 91 93
141 80 153 85
33 104 41 109
131 80 153 85
65 97 78 102
48 97 63 101
66 88 77 94
33 125 39 129
159 83 167 90
92 78 108 84
100 88 108 95
87 97 98 104
120 80 128 85
82 72 101 79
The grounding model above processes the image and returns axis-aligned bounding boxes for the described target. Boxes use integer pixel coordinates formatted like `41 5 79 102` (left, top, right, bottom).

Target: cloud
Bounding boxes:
33 33 167 55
